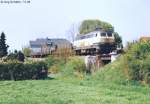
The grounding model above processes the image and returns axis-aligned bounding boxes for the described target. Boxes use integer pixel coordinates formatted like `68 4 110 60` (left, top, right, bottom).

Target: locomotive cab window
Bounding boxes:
101 33 106 37
107 33 112 37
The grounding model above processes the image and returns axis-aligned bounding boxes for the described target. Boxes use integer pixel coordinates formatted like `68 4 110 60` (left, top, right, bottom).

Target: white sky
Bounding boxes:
0 0 150 50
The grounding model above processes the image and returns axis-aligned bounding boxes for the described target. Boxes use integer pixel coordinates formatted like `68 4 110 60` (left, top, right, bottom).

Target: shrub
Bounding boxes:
46 56 66 74
142 56 150 83
22 47 31 57
66 57 86 73
128 60 141 80
45 56 56 68
48 65 60 74
4 50 25 62
125 42 150 83
62 57 86 78
0 61 48 80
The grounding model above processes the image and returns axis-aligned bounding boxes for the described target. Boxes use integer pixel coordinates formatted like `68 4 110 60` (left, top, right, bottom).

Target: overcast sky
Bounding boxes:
0 0 150 50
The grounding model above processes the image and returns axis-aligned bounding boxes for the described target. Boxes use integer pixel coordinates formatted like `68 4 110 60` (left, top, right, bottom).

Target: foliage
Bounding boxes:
125 42 150 83
79 19 114 34
0 32 9 58
114 32 122 44
45 56 66 74
22 47 31 57
0 61 48 80
90 56 128 84
62 57 86 78
45 56 56 68
17 51 25 62
114 32 123 49
5 50 25 62
49 65 60 74
0 54 150 103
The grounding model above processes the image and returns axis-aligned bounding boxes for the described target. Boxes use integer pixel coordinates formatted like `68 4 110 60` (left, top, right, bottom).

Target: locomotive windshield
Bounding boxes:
101 33 106 37
107 33 112 37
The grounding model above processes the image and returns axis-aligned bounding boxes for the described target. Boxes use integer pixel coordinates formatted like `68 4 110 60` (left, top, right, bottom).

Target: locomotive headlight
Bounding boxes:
100 38 114 43
105 38 111 42
107 38 114 43
100 38 105 43
80 42 85 46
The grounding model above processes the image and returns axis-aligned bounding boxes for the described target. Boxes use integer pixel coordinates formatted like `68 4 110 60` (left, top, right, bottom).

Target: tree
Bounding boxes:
114 32 123 49
0 32 9 58
67 23 80 43
22 47 31 57
79 19 114 34
5 50 25 62
114 32 122 44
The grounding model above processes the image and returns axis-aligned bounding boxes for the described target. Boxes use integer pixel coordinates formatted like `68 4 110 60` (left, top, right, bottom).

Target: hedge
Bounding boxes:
0 61 48 80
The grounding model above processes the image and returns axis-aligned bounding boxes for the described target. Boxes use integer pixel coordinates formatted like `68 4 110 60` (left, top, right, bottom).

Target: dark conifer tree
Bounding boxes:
0 32 9 58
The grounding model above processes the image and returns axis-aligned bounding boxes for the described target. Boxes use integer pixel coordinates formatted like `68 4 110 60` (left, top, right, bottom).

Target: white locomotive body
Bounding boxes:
73 30 115 55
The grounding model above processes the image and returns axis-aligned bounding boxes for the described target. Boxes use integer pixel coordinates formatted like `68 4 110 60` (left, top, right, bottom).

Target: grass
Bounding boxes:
0 56 150 104
0 78 150 104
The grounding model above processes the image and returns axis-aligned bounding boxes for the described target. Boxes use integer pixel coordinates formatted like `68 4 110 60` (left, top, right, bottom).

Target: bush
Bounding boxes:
0 61 48 80
125 42 150 83
62 57 86 78
128 60 141 80
22 47 31 57
142 56 150 83
45 56 56 68
49 65 60 74
5 50 25 62
66 57 86 72
45 56 66 74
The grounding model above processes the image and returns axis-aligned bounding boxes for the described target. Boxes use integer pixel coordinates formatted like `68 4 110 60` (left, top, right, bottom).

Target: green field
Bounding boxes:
0 56 150 104
0 78 150 104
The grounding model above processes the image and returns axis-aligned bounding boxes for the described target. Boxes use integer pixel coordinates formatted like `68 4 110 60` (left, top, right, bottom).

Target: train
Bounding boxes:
73 30 116 55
